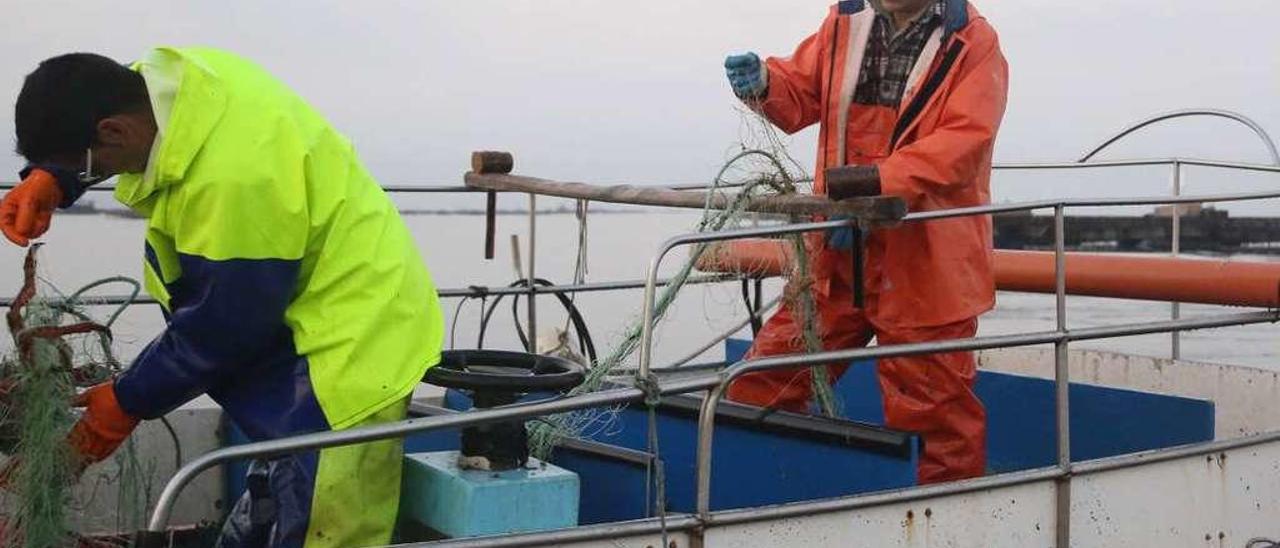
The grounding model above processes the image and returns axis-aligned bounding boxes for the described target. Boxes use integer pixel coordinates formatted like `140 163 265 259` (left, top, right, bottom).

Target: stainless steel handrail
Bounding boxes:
0 274 746 309
137 187 1280 535
1077 109 1280 166
631 188 1280 547
5 156 1280 192
0 181 752 193
137 308 1279 534
635 187 1280 379
995 157 1280 173
4 119 1273 542
1066 109 1280 362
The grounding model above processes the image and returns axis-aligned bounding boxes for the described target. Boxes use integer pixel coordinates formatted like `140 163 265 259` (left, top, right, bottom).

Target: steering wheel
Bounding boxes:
424 350 586 395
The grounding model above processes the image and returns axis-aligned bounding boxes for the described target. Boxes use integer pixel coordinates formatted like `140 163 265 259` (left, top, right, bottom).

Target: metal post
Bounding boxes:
1170 161 1182 360
637 243 678 380
695 380 729 522
527 193 537 352
1053 205 1072 547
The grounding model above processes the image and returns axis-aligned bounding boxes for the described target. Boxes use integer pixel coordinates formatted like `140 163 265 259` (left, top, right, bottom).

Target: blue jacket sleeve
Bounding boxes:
113 253 300 419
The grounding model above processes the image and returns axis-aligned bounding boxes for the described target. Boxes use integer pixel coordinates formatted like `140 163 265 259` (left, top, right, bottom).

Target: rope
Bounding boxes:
635 373 669 548
789 234 841 417
523 111 847 484
2 246 156 545
524 150 788 459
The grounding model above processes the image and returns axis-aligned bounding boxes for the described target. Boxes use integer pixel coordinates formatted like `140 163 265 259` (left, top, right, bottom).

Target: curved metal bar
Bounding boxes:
635 218 855 380
1079 109 1280 166
998 156 1280 172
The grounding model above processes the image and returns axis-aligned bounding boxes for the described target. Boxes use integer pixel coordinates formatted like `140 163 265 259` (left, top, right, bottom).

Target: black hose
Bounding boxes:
476 278 598 366
741 279 763 337
159 415 184 471
448 297 468 350
509 279 596 363
507 282 592 361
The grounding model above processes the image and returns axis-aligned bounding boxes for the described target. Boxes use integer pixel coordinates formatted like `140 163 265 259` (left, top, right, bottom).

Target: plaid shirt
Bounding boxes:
853 1 946 108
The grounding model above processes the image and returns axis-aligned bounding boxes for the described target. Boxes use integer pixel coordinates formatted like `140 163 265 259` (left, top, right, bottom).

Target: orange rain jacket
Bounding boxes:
755 0 1009 328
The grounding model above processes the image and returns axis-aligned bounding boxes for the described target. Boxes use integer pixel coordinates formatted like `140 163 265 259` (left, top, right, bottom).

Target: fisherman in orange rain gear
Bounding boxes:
723 0 1008 483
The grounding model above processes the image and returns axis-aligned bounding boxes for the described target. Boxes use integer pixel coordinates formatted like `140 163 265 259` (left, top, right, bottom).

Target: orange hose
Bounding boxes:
696 240 1280 308
695 239 793 277
996 250 1280 308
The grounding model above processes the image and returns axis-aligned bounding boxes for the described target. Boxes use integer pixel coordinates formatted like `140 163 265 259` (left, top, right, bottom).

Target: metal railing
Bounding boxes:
123 185 1280 544
0 273 746 310
995 109 1280 360
627 187 1280 548
2 111 1278 546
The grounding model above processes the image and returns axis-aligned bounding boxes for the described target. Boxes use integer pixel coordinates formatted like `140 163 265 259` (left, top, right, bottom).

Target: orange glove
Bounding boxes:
0 168 63 247
67 382 140 467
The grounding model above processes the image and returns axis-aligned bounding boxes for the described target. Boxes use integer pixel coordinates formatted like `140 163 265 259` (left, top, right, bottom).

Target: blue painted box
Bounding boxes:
400 451 579 538
725 338 1215 473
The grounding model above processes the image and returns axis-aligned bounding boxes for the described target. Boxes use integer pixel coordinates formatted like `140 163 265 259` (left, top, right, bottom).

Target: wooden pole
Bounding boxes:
484 191 497 260
464 172 906 222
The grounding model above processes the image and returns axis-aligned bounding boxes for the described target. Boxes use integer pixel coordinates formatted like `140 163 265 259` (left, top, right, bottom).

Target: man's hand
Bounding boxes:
725 53 769 99
0 169 63 247
67 382 140 468
826 216 859 250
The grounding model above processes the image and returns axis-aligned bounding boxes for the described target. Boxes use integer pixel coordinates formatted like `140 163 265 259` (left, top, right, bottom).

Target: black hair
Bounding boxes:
14 52 149 164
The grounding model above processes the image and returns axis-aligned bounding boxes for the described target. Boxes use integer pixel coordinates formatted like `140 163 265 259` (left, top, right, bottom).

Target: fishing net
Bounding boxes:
527 112 841 459
1 245 152 547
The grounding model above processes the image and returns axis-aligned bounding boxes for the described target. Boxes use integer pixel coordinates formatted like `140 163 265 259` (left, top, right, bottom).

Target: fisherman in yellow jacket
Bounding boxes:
1 48 444 547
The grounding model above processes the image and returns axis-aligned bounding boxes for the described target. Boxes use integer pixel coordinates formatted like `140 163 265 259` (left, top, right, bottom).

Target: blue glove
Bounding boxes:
724 53 768 99
826 216 857 250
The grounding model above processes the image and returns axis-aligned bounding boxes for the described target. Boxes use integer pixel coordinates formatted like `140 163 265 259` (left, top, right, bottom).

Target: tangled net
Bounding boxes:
527 112 841 459
1 245 152 547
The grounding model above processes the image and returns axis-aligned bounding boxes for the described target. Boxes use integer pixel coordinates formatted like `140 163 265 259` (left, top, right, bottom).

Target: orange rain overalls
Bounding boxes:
726 0 1009 483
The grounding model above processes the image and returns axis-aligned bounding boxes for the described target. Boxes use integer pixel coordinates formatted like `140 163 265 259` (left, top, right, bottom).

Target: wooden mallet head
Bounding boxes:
471 151 514 175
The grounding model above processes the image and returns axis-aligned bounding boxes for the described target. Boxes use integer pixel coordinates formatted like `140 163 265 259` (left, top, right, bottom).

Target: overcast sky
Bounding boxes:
1 0 1278 209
